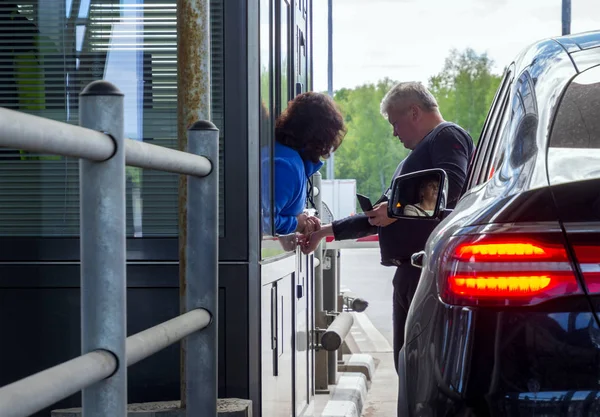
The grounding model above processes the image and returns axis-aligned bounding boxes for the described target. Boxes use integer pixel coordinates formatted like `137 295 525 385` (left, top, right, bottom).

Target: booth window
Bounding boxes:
0 0 225 237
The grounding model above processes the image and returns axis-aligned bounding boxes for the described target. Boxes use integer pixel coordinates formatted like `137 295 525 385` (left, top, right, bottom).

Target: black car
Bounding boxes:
389 31 600 416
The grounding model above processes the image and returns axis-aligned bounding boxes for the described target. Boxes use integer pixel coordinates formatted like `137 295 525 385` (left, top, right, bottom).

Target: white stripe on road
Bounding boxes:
352 312 393 353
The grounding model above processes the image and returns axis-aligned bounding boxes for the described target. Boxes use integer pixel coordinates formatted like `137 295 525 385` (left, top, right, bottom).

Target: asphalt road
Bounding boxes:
339 248 395 346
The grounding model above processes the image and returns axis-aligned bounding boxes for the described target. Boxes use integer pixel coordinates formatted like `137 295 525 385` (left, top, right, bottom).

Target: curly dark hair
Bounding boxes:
275 92 346 163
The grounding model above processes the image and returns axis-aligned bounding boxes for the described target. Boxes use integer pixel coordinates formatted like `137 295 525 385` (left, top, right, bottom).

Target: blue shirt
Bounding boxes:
273 142 323 234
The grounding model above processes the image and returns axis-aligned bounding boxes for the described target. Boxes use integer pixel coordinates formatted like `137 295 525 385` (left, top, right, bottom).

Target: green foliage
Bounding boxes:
428 48 502 144
324 78 410 207
324 49 501 209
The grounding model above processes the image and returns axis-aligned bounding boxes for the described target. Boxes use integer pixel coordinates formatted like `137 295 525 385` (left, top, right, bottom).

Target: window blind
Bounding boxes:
0 0 225 237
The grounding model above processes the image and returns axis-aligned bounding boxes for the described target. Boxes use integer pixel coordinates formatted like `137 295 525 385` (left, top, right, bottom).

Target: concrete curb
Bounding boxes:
52 399 252 417
320 372 368 417
339 354 376 381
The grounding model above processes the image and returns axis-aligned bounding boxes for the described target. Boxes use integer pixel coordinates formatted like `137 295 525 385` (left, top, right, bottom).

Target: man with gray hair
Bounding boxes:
300 81 474 375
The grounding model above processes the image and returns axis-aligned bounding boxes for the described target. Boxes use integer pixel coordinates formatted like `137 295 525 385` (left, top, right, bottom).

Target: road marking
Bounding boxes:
351 312 393 353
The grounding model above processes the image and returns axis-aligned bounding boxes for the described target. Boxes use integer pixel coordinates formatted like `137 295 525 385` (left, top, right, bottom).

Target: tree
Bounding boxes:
428 48 502 144
324 78 409 205
322 48 502 210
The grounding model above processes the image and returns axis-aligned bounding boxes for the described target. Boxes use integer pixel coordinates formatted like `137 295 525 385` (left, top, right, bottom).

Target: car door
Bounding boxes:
546 63 600 327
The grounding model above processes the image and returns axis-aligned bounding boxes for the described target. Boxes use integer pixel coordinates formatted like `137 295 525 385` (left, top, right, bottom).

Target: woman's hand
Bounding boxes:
304 215 321 234
296 213 321 234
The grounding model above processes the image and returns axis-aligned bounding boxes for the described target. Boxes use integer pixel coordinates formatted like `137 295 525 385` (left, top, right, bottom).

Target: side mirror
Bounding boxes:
387 168 448 220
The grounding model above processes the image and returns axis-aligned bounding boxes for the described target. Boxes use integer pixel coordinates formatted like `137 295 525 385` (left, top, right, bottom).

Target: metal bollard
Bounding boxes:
79 81 127 417
185 121 219 417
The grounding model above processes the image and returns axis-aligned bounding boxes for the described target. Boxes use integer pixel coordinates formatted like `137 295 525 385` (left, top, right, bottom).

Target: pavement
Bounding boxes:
349 312 398 417
360 353 397 417
307 248 399 417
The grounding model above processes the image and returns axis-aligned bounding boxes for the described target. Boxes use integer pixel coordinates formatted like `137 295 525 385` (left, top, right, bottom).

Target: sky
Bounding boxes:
312 0 600 93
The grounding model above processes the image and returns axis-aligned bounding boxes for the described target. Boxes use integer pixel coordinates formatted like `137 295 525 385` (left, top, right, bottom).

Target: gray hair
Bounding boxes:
380 81 439 118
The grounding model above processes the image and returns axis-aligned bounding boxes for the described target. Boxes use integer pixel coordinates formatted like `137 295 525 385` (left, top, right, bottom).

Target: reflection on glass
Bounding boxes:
103 1 145 236
0 1 186 237
280 0 289 112
403 179 439 217
260 0 279 258
548 66 600 185
390 173 443 219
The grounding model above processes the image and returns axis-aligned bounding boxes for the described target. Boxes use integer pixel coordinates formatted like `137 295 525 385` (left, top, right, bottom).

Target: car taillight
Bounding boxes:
571 244 600 293
440 233 582 306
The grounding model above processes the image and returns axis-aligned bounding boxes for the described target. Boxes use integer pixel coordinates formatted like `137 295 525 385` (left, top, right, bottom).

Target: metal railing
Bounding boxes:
0 80 219 417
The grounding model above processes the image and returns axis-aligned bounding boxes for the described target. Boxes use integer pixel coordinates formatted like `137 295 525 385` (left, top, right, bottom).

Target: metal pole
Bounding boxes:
326 0 335 180
186 121 219 417
314 172 324 320
0 108 114 161
126 308 211 367
79 80 127 417
177 0 211 408
562 0 571 35
321 312 354 351
0 351 116 417
337 250 344 364
313 172 329 392
324 248 339 384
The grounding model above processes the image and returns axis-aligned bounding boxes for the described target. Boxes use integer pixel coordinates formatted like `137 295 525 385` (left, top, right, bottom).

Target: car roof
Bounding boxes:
554 30 600 53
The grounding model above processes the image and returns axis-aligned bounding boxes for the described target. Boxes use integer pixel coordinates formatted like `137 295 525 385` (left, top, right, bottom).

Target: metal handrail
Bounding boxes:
0 108 212 177
127 309 211 367
0 80 219 417
0 351 116 417
0 309 211 417
125 139 211 177
0 107 114 162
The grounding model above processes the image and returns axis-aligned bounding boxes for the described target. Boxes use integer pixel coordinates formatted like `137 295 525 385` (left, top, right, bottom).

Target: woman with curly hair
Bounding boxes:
273 91 346 235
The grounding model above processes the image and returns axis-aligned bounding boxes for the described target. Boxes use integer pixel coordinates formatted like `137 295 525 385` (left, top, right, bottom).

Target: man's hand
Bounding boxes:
365 202 397 227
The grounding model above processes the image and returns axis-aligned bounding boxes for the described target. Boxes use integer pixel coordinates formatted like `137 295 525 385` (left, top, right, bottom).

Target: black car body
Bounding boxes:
398 31 600 416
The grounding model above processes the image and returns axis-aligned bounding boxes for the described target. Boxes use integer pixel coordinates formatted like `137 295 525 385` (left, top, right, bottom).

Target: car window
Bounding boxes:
466 67 514 189
548 64 600 185
494 70 538 183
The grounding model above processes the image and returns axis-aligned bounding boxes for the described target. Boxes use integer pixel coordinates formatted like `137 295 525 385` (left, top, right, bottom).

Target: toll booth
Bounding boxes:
0 1 316 416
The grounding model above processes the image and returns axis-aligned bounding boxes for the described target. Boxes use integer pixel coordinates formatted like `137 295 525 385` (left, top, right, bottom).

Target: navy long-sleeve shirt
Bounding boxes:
332 122 474 265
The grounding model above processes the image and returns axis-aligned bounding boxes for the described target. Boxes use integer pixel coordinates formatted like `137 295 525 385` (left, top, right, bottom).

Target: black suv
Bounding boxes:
389 31 600 416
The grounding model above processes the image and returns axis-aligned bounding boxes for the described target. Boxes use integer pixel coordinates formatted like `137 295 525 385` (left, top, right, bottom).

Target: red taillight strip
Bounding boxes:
449 275 554 297
454 241 569 262
441 231 581 306
449 261 573 273
572 245 600 264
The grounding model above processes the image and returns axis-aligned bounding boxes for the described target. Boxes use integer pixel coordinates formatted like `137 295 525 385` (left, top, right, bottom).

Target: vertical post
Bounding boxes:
336 251 344 364
186 121 219 417
79 80 126 417
313 171 329 393
326 0 335 180
562 0 571 36
177 0 211 408
324 248 339 384
313 172 324 322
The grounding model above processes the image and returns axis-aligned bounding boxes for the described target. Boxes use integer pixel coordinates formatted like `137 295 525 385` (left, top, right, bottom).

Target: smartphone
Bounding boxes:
356 193 374 212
